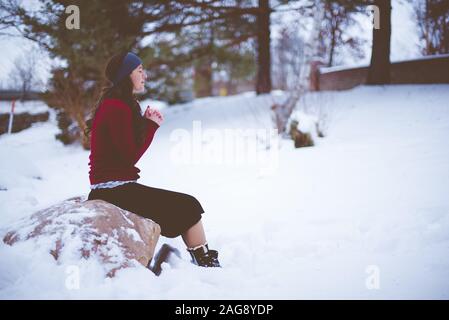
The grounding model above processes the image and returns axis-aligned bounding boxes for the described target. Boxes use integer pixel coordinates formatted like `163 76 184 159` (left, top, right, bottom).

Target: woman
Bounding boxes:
86 51 220 268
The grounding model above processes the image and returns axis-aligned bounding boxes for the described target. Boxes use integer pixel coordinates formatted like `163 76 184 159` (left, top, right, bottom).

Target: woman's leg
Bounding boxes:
89 184 220 267
182 219 220 267
89 183 205 239
182 219 207 248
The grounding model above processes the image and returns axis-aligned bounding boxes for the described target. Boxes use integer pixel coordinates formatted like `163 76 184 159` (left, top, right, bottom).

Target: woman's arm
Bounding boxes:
105 104 159 165
135 119 159 162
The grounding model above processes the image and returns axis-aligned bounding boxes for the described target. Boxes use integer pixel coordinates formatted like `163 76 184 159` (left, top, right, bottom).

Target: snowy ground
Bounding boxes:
0 84 448 299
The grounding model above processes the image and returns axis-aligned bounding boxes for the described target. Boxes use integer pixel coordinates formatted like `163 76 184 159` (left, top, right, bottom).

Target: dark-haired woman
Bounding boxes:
86 52 220 268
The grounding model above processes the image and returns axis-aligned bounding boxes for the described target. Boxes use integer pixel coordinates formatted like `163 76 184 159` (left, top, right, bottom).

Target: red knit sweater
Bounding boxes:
88 98 159 185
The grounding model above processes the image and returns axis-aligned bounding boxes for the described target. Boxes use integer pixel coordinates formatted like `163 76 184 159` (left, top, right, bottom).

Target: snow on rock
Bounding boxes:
286 110 321 148
2 196 161 278
287 110 320 135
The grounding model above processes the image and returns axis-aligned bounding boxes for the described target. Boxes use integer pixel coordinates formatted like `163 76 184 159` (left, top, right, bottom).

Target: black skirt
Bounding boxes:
87 182 204 238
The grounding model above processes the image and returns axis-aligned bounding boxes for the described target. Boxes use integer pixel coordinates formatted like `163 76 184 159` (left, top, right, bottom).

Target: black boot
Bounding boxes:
187 243 221 268
148 243 181 276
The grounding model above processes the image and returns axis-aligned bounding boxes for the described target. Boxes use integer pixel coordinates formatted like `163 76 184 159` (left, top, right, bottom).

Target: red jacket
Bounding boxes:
88 98 159 185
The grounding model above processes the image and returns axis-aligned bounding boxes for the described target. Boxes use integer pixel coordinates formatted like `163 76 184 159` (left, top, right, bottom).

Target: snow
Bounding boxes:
122 227 144 244
1 84 449 299
287 110 319 135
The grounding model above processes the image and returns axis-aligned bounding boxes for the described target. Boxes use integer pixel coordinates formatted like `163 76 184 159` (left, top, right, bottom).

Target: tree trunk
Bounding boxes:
329 21 337 67
256 0 271 94
367 0 392 85
194 58 213 98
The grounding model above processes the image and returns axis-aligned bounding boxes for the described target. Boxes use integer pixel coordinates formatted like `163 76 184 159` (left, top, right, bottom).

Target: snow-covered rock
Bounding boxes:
288 110 320 135
287 110 322 148
2 196 161 277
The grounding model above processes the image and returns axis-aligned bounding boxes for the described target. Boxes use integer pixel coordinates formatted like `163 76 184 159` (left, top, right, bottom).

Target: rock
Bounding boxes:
289 120 314 148
3 196 161 277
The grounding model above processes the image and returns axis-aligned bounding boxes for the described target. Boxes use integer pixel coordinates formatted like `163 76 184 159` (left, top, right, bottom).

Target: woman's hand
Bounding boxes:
144 106 164 126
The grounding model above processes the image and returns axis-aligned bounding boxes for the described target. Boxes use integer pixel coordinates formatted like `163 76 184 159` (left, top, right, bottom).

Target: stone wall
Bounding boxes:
0 111 50 135
312 54 449 91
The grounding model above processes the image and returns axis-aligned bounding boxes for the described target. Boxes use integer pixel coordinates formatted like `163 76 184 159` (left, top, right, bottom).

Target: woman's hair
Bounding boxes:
85 51 146 144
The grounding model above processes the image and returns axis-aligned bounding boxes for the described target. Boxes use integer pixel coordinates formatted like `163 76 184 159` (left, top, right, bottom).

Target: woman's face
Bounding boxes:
130 64 147 93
